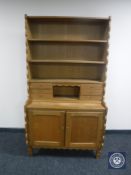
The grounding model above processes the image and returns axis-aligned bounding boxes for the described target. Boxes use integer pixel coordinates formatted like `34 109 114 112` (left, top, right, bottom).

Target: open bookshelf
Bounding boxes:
29 62 105 80
25 16 110 158
26 16 109 40
28 41 106 62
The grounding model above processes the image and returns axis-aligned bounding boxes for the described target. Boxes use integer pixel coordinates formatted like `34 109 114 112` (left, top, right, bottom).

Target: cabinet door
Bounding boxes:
66 112 104 149
28 110 65 147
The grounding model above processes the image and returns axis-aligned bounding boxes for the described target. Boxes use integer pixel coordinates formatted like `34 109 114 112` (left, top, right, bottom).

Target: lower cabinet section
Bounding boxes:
26 109 105 158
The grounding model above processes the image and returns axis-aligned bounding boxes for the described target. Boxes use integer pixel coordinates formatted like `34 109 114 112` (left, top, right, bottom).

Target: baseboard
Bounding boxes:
106 130 131 134
0 128 131 134
0 128 24 133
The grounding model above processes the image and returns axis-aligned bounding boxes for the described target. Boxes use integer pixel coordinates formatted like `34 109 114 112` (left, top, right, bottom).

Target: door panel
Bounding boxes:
28 110 65 147
66 112 104 149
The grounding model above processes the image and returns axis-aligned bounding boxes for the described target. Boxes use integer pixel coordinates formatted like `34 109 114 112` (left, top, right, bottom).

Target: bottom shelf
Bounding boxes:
30 62 105 80
29 79 104 84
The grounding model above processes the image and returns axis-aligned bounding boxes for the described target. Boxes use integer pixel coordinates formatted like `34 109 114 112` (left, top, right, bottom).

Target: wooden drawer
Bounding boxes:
29 82 52 100
29 83 52 89
80 95 102 101
30 93 52 100
30 89 52 94
80 84 103 96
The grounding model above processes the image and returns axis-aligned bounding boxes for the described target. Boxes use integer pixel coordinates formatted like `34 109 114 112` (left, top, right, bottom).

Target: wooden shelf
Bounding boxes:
26 15 110 22
29 60 106 64
30 63 104 80
29 79 104 84
28 39 107 43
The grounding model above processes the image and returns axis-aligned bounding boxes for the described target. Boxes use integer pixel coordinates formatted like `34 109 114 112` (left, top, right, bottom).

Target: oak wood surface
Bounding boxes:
28 60 105 64
28 41 106 61
30 63 105 80
26 100 105 111
27 16 109 40
26 16 109 21
65 112 104 149
29 79 103 84
25 15 110 158
28 110 65 147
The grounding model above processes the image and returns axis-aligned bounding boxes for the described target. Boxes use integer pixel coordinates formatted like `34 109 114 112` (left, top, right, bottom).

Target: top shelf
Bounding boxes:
26 15 110 22
26 16 110 41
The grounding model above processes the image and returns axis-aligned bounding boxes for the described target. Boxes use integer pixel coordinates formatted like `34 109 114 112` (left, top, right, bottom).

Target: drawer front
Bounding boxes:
29 83 52 89
80 95 102 101
80 84 103 100
81 84 103 96
29 82 52 100
30 93 52 100
30 89 52 94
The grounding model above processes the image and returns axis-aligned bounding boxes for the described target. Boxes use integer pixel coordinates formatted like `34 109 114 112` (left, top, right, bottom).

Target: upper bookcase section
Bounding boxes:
25 16 110 41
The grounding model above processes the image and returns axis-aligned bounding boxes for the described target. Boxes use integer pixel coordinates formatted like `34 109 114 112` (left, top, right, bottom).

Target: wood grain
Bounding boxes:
24 15 110 158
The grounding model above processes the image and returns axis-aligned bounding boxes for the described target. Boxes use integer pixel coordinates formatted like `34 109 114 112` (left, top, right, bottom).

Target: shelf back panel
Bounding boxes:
53 86 80 98
29 42 106 61
30 63 105 80
27 20 109 40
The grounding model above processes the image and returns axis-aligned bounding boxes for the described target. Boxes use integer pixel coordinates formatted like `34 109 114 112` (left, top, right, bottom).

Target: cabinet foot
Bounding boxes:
28 146 33 156
96 149 101 159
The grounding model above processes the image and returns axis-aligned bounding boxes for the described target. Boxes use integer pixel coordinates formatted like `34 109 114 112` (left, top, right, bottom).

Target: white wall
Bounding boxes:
0 0 131 129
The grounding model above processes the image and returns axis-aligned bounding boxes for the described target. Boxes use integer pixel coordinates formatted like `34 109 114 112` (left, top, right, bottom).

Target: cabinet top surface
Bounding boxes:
26 100 105 111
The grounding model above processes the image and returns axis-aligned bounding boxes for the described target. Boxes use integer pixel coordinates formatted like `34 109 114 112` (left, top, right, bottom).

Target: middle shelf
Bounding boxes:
29 62 106 81
28 59 106 64
27 40 107 62
28 39 108 43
